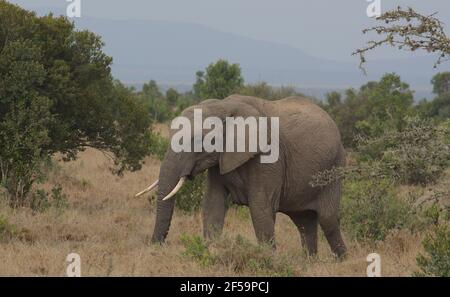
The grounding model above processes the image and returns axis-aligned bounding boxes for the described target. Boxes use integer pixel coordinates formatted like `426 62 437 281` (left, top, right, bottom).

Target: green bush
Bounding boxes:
29 185 68 212
213 235 294 276
148 132 169 161
341 178 413 242
0 215 17 242
416 188 450 227
50 185 69 210
175 173 206 214
29 190 51 212
357 117 450 185
180 234 294 276
180 234 215 267
322 74 414 148
233 205 251 221
415 225 450 277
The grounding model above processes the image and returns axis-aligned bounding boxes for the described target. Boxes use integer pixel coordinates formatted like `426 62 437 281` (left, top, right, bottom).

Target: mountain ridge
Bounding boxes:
22 6 450 97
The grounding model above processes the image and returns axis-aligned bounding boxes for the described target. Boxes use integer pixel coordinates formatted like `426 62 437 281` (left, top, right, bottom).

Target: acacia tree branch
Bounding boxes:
353 6 450 73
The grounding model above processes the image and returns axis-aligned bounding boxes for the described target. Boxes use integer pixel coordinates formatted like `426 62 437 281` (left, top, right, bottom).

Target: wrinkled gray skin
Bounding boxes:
152 95 347 257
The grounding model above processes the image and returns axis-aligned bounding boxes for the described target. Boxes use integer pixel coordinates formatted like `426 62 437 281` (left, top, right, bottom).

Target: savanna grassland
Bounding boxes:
1 2 449 277
0 123 446 277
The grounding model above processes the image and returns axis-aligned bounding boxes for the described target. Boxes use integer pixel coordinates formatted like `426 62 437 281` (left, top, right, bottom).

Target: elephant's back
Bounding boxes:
272 96 341 143
272 96 332 121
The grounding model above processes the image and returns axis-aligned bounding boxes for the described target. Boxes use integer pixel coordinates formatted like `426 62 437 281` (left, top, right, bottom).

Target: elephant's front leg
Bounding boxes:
202 167 229 241
247 164 281 247
248 190 277 247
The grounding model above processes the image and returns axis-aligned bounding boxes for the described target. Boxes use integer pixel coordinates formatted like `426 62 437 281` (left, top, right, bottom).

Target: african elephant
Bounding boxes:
136 95 347 257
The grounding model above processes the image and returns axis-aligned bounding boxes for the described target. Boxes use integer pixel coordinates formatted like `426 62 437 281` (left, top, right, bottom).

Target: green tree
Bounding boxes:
142 80 163 99
174 91 199 116
432 72 450 96
193 60 244 99
0 2 152 205
138 80 172 122
416 73 450 120
165 88 180 106
417 94 450 120
323 74 414 147
193 71 206 99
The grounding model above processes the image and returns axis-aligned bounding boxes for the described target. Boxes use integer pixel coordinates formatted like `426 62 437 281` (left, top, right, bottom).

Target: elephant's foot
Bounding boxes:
203 224 224 243
332 244 347 260
257 238 276 251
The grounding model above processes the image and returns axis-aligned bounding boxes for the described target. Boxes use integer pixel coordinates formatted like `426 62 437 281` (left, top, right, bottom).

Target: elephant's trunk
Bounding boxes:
151 194 176 243
151 151 193 243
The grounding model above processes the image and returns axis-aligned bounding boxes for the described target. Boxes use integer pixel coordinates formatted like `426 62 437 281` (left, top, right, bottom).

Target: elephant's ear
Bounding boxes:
216 99 267 175
218 118 262 175
219 151 258 175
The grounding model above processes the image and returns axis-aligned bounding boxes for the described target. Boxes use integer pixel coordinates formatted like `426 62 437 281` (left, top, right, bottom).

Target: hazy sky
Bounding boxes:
8 0 450 61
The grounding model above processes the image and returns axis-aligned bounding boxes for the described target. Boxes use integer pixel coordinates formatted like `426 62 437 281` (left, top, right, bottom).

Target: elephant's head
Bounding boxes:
135 96 277 243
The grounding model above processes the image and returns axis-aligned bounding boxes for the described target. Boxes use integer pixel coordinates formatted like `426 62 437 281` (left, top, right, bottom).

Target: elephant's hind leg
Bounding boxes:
290 210 318 256
317 182 347 258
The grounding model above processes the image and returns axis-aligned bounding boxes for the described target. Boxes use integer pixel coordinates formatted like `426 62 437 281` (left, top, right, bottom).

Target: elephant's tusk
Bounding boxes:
135 180 159 197
162 177 186 201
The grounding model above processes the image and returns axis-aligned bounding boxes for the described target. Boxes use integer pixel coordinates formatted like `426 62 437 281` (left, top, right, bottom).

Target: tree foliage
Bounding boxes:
417 72 450 119
138 80 173 122
431 72 450 96
321 73 414 147
416 225 450 277
0 2 152 205
193 59 244 99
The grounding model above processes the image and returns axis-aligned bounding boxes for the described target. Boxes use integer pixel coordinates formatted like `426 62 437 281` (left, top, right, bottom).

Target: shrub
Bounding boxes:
29 190 51 212
180 234 294 276
421 203 441 226
356 117 450 185
175 173 206 214
29 185 68 212
415 225 450 277
180 234 215 267
0 215 17 242
148 132 169 161
50 185 69 211
213 235 294 276
322 74 414 148
233 205 251 221
341 178 413 242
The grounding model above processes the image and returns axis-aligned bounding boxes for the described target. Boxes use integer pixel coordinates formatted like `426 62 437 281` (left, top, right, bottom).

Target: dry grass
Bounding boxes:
0 145 428 276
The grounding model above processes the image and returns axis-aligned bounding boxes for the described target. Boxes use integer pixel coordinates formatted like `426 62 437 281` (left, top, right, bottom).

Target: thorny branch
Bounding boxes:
353 6 450 74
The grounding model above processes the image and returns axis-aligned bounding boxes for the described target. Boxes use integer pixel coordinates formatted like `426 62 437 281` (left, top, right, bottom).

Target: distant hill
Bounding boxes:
74 18 448 100
28 6 450 100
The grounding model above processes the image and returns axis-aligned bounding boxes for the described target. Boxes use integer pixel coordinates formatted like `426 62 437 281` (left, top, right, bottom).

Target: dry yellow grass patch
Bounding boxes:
0 148 424 276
